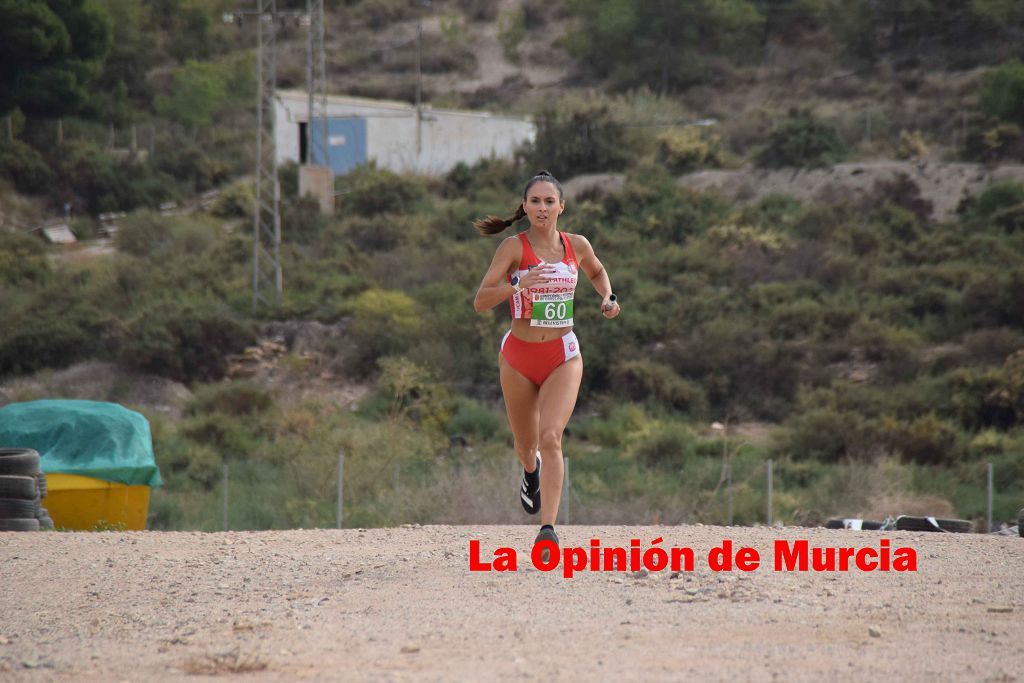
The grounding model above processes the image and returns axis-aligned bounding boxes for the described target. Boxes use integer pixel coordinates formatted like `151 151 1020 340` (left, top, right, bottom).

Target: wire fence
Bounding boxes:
194 452 1014 534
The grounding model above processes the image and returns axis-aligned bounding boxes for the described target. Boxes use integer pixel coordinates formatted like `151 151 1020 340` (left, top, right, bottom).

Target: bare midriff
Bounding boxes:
509 318 573 343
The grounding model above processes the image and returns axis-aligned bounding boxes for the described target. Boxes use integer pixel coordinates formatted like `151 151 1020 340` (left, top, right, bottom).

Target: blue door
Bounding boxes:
310 118 367 175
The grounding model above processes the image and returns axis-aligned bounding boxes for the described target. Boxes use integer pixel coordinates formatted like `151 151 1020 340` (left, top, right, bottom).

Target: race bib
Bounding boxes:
530 292 574 327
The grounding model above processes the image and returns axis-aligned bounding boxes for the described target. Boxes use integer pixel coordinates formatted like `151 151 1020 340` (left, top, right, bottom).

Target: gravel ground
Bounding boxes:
1 525 1021 681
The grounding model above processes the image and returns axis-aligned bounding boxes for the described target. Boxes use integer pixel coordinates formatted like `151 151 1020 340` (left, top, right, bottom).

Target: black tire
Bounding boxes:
825 519 845 529
0 498 37 518
895 515 973 533
0 449 40 476
0 518 40 531
37 472 47 499
861 520 884 530
1018 508 1023 538
0 475 38 500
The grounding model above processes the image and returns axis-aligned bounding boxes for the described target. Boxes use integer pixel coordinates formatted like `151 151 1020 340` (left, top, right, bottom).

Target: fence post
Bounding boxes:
342 450 350 532
222 462 229 531
726 456 733 526
562 456 570 526
986 461 993 533
766 459 773 527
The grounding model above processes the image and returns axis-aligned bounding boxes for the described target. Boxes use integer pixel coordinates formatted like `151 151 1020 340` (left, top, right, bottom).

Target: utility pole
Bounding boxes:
415 19 422 156
253 0 282 312
225 2 308 312
415 1 430 157
300 0 333 213
306 0 328 167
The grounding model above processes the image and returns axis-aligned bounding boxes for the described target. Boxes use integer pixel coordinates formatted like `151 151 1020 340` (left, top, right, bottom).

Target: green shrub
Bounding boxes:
497 8 526 63
981 59 1024 126
376 356 454 432
0 285 103 376
281 195 328 244
768 298 824 340
151 137 224 194
0 139 54 194
344 213 405 251
446 397 501 442
187 381 273 417
755 109 847 169
655 125 725 174
182 416 256 462
580 403 648 448
117 299 255 382
0 231 50 286
611 359 708 415
336 164 427 216
968 181 1024 220
945 369 1002 429
346 289 422 371
630 421 698 468
352 0 418 29
782 408 879 461
210 180 255 218
524 97 636 176
882 415 962 466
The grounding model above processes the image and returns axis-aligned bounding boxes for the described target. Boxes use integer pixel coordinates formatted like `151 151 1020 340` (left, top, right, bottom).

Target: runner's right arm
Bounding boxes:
473 237 552 312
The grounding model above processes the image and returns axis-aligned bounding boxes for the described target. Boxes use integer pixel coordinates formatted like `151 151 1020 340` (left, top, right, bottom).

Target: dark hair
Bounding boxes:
473 170 564 235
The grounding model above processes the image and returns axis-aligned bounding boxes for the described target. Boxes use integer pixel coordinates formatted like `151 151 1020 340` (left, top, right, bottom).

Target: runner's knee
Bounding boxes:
538 428 562 453
514 440 538 458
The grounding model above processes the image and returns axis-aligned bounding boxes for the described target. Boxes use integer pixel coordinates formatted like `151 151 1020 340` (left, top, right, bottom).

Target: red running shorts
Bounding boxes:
500 330 581 386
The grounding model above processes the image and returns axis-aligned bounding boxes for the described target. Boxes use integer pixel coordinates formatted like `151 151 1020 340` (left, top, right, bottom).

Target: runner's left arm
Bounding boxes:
573 235 620 319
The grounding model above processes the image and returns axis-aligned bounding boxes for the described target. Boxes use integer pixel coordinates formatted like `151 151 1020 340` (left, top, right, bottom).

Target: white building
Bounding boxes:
274 90 535 176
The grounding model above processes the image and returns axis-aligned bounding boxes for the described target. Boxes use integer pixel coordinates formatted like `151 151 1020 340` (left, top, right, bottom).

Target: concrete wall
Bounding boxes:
275 90 534 175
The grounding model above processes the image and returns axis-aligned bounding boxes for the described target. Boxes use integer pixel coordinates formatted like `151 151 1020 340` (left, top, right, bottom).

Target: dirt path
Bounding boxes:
1 525 1021 681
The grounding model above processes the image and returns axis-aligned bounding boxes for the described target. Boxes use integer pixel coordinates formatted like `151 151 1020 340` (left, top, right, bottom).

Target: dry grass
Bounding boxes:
181 648 268 675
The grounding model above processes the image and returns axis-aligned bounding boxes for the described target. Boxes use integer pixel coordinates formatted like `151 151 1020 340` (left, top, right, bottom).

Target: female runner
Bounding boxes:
473 170 620 556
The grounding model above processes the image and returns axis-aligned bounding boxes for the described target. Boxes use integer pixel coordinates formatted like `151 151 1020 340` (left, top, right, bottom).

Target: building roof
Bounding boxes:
276 89 532 125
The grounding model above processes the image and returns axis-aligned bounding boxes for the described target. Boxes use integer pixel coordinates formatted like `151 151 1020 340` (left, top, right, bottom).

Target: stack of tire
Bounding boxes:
0 448 54 531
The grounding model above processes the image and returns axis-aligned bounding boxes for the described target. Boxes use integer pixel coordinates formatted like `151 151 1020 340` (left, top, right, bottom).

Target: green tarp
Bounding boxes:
0 400 162 487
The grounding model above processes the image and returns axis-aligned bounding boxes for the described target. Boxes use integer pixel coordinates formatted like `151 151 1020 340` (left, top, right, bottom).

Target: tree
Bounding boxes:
154 60 228 131
0 0 112 117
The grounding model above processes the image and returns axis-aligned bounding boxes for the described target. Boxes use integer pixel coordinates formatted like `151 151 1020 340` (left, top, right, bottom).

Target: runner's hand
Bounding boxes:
520 263 556 290
601 295 620 319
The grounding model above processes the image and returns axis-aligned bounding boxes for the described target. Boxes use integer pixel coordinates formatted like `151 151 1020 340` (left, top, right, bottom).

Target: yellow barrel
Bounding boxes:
44 473 150 531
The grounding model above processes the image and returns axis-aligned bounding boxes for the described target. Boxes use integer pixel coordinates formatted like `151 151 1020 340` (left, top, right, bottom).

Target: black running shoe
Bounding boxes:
534 526 558 563
519 452 541 515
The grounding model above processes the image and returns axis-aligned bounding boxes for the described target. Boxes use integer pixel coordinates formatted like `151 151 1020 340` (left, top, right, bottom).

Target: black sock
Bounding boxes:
524 455 540 483
541 524 554 532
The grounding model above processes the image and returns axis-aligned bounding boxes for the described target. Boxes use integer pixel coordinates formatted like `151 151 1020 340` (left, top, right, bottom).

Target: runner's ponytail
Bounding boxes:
474 205 526 235
473 170 563 236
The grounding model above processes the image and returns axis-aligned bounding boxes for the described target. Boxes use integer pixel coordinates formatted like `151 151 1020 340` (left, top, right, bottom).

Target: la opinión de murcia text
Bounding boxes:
469 538 918 578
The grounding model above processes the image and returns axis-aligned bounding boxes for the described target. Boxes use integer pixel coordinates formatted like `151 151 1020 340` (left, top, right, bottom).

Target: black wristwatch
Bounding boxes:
510 275 524 294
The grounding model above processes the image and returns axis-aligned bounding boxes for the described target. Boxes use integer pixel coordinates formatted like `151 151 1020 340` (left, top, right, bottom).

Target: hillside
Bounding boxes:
2 0 1024 532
